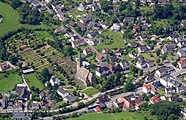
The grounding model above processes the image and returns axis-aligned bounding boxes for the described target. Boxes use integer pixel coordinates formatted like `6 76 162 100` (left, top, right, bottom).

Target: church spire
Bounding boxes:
78 51 82 67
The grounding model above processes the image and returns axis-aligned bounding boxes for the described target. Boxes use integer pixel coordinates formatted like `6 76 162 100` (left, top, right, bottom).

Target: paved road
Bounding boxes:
171 69 186 77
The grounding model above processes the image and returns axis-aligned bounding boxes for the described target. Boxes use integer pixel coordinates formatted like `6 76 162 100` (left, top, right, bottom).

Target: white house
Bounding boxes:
160 76 179 88
110 23 120 32
57 88 69 98
50 75 60 86
136 59 147 69
45 0 52 3
57 88 76 103
154 67 173 78
83 48 92 56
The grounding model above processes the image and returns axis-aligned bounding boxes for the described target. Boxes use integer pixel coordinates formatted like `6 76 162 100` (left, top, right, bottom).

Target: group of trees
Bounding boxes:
150 102 182 120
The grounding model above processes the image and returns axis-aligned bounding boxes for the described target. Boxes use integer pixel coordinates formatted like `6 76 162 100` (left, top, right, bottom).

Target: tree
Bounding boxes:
150 102 181 120
123 81 134 92
8 55 18 65
167 114 179 120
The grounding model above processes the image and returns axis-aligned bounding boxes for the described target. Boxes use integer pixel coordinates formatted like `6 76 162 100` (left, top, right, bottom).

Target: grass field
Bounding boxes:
95 31 124 51
68 111 156 120
82 87 99 96
34 31 53 40
0 2 20 36
24 73 44 91
0 71 22 93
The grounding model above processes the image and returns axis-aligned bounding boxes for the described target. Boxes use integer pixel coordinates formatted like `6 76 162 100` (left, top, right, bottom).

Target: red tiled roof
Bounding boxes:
143 84 156 92
95 106 101 112
102 48 109 53
150 95 161 103
178 59 186 65
96 53 103 60
133 25 140 30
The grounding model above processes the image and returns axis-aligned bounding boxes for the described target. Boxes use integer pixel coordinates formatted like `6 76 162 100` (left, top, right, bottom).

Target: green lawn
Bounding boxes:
0 2 21 36
34 31 53 40
82 87 99 96
68 111 156 120
95 31 124 51
157 89 164 96
24 73 44 91
0 71 22 93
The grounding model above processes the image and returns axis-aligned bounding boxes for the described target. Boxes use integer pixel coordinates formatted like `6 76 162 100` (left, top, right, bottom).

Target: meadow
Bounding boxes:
0 2 20 37
0 70 22 93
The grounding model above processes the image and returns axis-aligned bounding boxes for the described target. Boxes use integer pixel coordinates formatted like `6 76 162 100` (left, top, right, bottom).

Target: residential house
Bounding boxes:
96 53 104 62
137 16 144 22
15 84 29 101
129 52 138 58
117 94 144 110
12 112 32 120
160 75 180 88
50 75 60 86
102 48 109 54
87 29 99 38
168 32 180 41
124 17 134 24
138 45 148 54
78 3 85 11
96 94 110 103
108 62 121 73
71 39 85 48
169 96 182 102
146 60 154 67
177 48 186 58
110 23 120 32
141 24 148 31
181 20 186 27
182 108 186 119
57 88 76 103
165 87 176 94
133 25 140 32
0 61 10 71
150 95 162 104
142 84 156 95
39 92 47 100
154 66 174 77
95 66 110 77
100 22 109 29
139 34 148 41
128 42 139 48
176 84 186 94
119 60 130 71
145 74 155 82
161 44 176 54
136 59 147 69
177 40 186 48
158 0 168 4
178 59 186 69
30 101 40 110
55 26 67 33
115 48 123 56
108 55 118 62
83 48 92 56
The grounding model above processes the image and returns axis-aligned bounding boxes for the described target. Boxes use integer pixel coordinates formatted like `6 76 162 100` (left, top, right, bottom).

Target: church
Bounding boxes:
75 52 96 86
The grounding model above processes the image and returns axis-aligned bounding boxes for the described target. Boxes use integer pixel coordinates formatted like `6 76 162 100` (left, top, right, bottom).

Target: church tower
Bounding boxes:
77 51 82 69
